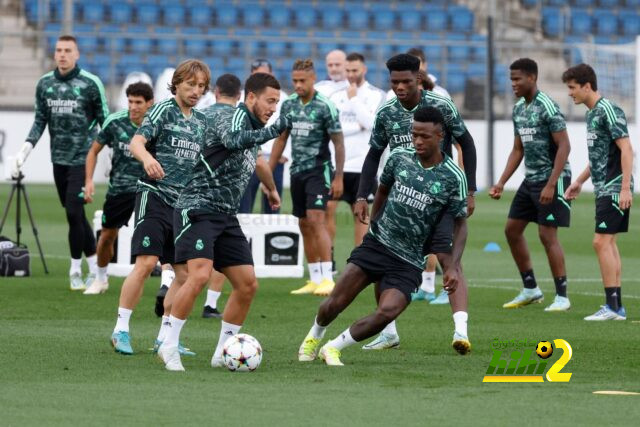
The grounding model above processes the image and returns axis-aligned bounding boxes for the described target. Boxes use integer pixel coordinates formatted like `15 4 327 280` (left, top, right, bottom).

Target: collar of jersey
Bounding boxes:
54 65 80 81
237 102 265 129
397 90 425 113
298 90 318 106
414 151 447 170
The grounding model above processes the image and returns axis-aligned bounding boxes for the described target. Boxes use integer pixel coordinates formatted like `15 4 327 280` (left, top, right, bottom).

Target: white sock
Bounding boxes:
161 268 175 288
86 254 98 275
381 320 398 336
326 328 357 351
453 311 468 337
157 316 170 342
97 266 108 282
205 290 221 309
114 307 132 333
70 258 82 276
320 261 333 281
308 317 327 339
213 321 242 359
163 315 186 348
420 271 436 293
308 262 322 284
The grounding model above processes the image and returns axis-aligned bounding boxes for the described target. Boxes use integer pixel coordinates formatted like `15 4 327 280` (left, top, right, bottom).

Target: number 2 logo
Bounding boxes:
546 339 573 382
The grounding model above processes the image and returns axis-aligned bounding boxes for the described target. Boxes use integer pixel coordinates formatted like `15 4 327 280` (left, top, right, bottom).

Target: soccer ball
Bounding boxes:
222 333 262 372
535 341 553 359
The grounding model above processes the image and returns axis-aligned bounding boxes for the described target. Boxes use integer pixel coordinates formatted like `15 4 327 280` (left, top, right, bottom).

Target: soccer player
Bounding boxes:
386 48 450 100
157 73 290 371
297 107 467 366
11 35 109 290
110 59 210 355
328 52 386 247
489 58 572 312
562 64 634 321
83 82 154 295
270 59 345 297
355 54 476 354
315 50 348 98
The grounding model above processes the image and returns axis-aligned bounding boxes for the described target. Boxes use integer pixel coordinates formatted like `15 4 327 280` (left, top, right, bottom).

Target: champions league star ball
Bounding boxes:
222 333 263 372
535 341 553 359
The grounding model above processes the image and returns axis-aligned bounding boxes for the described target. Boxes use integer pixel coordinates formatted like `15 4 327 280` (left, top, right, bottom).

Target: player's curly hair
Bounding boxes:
125 82 154 101
510 58 538 77
169 59 211 95
386 54 420 73
562 63 598 91
414 106 444 127
292 59 315 72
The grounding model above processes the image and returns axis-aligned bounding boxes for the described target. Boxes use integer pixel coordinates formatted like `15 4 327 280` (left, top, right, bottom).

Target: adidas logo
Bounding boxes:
598 221 607 229
392 122 401 130
399 170 408 178
224 331 234 336
315 198 324 206
546 214 555 221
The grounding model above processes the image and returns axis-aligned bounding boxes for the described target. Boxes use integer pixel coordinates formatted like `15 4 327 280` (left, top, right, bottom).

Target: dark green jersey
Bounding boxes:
26 66 109 166
370 90 467 156
512 91 570 182
96 109 144 196
372 149 467 269
586 97 633 197
280 91 342 175
136 98 207 207
177 102 287 214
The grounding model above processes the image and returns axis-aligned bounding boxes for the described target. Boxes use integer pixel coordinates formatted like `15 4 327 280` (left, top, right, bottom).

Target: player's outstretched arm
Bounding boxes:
129 134 164 180
542 129 571 204
616 137 634 209
255 156 281 211
330 132 345 199
84 141 104 203
223 115 291 151
268 130 289 171
489 136 524 199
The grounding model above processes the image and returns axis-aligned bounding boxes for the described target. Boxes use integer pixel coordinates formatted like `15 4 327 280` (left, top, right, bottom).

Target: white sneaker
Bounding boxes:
584 305 626 321
158 344 185 371
544 295 571 312
361 333 400 350
83 278 109 295
69 272 86 291
211 355 225 368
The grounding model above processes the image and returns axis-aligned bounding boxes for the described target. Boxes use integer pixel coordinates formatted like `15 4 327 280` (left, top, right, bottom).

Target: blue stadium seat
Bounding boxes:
189 5 212 27
242 4 264 28
295 6 316 28
109 3 132 25
547 0 567 5
397 6 422 32
372 6 395 31
202 57 224 74
24 0 39 24
147 54 171 79
291 40 312 58
127 26 153 54
599 0 620 7
521 0 537 8
572 0 595 7
269 8 291 27
183 28 208 56
449 6 474 33
237 28 260 54
136 4 159 26
426 8 447 32
82 4 103 25
620 13 640 36
570 11 592 35
99 24 126 53
215 5 238 27
594 10 618 36
467 62 486 78
50 0 80 22
424 43 445 62
445 64 465 94
624 0 640 7
471 34 487 61
343 30 366 55
347 9 369 30
164 5 186 27
76 23 100 52
321 7 344 30
212 38 234 56
542 7 564 37
156 27 179 54
493 65 509 94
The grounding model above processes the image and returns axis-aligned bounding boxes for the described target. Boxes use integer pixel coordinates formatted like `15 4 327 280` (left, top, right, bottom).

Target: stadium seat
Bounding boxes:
598 0 620 7
269 8 291 28
189 5 213 27
343 30 366 55
321 7 344 30
372 6 395 31
50 0 80 22
136 4 160 26
570 11 592 36
212 38 234 56
449 6 474 33
347 9 369 30
572 0 595 7
295 6 316 28
237 28 260 54
542 7 564 37
426 8 447 32
24 0 38 24
202 57 224 73
467 62 486 78
448 34 469 61
366 31 392 60
547 0 567 5
445 64 465 94
521 0 538 8
242 4 264 28
127 26 153 54
620 13 640 36
82 4 103 25
76 30 100 53
397 6 422 32
624 0 640 7
99 24 126 53
291 39 312 58
183 28 208 56
156 27 179 54
471 34 487 61
594 10 619 37
109 3 132 25
215 5 238 27
164 5 186 27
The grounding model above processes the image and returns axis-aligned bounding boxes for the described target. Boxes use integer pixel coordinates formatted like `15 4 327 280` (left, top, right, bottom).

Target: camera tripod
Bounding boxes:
0 173 49 273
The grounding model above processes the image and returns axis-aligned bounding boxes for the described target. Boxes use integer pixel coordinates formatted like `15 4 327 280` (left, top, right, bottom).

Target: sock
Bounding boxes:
605 287 620 311
554 276 567 297
381 320 397 336
163 315 186 348
156 316 170 342
114 307 132 333
331 246 335 264
70 258 82 276
453 311 468 337
420 271 436 293
308 262 322 284
213 321 242 359
86 254 98 275
616 287 622 308
97 266 108 282
308 317 327 339
320 261 333 281
161 268 175 288
520 269 537 289
205 290 221 309
326 328 357 351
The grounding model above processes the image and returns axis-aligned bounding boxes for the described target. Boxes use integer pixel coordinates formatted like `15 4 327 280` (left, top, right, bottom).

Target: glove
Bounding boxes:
11 142 33 178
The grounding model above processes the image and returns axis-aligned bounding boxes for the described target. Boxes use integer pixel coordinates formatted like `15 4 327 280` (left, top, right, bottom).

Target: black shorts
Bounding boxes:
340 172 378 205
174 210 253 268
290 164 333 218
53 164 86 207
508 177 571 227
595 195 630 234
130 191 175 264
347 234 422 302
424 212 455 254
102 193 136 229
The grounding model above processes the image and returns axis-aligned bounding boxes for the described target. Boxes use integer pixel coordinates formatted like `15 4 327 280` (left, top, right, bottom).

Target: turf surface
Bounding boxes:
1 183 639 425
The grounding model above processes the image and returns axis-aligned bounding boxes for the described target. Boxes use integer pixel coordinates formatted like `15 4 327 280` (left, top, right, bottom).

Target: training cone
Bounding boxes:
483 242 501 252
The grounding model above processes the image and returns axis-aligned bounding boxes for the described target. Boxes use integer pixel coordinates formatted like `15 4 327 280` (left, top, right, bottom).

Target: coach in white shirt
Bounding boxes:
327 52 386 249
315 49 349 98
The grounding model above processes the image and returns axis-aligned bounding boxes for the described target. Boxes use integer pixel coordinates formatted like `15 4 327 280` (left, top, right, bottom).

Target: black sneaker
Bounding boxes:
155 285 169 317
202 305 222 319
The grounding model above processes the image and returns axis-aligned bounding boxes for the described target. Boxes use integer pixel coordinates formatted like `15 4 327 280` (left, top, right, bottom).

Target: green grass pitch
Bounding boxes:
1 183 639 425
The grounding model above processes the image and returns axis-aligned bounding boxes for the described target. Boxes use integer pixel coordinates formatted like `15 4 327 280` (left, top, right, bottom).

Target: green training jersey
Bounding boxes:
586 97 633 198
135 98 207 207
512 91 571 182
280 91 342 175
26 66 109 166
177 102 287 214
369 89 467 156
371 149 467 269
96 109 144 196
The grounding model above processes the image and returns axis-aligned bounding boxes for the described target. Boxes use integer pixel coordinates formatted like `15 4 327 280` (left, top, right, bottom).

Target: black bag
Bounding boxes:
0 236 30 277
